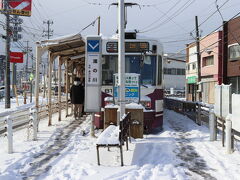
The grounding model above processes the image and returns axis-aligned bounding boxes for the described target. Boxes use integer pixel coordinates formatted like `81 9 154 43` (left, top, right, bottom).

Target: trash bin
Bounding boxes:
104 107 118 129
126 108 144 139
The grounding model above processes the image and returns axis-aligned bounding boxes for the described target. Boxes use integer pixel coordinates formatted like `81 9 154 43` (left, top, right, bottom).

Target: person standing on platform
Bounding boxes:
70 77 84 120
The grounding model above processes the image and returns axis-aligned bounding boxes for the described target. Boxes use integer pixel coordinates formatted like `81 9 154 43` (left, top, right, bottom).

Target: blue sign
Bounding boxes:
87 40 100 52
114 86 139 99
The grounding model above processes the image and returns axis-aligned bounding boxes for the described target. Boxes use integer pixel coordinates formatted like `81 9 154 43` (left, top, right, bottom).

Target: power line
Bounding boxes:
198 0 230 27
140 0 182 31
79 17 98 33
215 0 240 45
168 12 240 58
140 0 196 33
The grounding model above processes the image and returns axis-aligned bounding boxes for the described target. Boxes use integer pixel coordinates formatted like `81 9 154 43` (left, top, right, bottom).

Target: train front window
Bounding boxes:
125 55 156 85
102 55 156 85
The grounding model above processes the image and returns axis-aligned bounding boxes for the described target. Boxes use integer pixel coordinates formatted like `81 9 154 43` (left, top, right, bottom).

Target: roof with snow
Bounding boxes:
38 33 85 59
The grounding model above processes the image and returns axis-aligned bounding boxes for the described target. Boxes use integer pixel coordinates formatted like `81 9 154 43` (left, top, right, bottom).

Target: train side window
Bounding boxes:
157 55 162 85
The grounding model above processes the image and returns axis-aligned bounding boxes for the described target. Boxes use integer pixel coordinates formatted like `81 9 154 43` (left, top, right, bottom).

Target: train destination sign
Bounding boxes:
106 42 149 53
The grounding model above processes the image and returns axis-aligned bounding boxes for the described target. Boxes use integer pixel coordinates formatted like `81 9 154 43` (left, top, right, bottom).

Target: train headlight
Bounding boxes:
141 101 151 109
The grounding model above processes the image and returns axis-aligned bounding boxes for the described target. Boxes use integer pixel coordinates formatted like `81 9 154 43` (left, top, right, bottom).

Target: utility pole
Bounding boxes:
11 15 23 101
195 16 201 101
4 0 11 108
97 16 100 35
118 0 125 119
43 20 53 40
23 41 32 104
43 20 54 93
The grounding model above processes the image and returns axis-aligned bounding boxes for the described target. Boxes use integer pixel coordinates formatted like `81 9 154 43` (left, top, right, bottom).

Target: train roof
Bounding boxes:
101 31 162 43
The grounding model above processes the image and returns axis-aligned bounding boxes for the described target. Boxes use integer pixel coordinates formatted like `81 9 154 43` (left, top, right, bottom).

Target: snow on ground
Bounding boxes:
1 108 240 180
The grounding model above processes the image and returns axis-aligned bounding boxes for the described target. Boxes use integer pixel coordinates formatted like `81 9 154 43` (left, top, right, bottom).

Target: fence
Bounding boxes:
164 97 240 153
164 97 210 125
0 101 71 153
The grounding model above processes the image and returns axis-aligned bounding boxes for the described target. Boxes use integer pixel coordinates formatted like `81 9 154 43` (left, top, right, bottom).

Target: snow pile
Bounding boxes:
96 125 120 145
126 103 144 109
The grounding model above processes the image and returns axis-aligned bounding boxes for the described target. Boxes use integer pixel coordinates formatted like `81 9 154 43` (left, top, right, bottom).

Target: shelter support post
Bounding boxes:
71 63 74 115
58 57 62 121
65 59 69 117
35 45 42 126
48 53 53 126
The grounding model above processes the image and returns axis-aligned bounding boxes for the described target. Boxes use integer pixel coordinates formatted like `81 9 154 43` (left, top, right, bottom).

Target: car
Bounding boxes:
0 86 15 99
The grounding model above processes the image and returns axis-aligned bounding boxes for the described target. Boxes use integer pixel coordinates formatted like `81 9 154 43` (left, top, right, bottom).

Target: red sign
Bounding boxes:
10 52 24 63
0 1 3 10
8 0 32 16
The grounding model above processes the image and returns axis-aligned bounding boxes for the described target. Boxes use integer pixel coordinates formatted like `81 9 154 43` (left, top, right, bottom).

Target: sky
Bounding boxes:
0 0 240 55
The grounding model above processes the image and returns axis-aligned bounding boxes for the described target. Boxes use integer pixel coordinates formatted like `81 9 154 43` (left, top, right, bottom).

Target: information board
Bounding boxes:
114 73 140 102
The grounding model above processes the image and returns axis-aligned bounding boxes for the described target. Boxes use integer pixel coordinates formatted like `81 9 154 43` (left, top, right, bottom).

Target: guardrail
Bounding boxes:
0 101 70 135
164 97 240 153
164 97 211 125
0 101 71 153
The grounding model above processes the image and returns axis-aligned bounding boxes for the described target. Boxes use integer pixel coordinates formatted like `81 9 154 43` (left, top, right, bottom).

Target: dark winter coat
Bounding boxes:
70 84 84 104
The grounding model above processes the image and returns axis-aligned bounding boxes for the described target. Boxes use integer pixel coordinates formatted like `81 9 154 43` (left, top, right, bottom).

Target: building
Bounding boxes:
163 54 186 94
200 31 222 104
186 43 198 101
225 16 240 94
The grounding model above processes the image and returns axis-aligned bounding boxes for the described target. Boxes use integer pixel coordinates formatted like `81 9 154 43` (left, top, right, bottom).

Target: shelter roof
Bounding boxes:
37 33 85 58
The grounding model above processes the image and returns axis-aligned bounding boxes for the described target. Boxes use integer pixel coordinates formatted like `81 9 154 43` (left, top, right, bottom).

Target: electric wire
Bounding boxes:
140 0 196 33
140 0 182 31
215 0 240 45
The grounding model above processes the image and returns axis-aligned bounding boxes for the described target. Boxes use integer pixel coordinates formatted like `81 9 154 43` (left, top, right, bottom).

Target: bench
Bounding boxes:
96 112 131 166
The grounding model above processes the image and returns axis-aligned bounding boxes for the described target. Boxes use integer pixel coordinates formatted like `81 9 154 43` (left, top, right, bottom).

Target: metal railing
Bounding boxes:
164 97 212 126
164 97 240 153
0 101 70 135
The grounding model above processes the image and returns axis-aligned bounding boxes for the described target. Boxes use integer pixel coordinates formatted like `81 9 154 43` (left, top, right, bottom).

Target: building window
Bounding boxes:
171 68 176 75
202 55 214 67
229 45 240 60
192 63 196 70
164 68 185 75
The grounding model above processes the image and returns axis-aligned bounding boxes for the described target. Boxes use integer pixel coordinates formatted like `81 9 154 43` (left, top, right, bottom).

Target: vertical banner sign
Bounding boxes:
85 36 102 112
0 0 32 16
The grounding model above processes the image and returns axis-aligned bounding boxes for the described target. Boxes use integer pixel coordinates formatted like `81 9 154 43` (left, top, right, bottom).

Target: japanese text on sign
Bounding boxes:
114 73 139 87
87 54 100 85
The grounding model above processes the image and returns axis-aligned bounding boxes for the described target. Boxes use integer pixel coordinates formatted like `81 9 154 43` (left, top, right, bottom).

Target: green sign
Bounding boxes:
29 73 34 81
187 76 197 84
